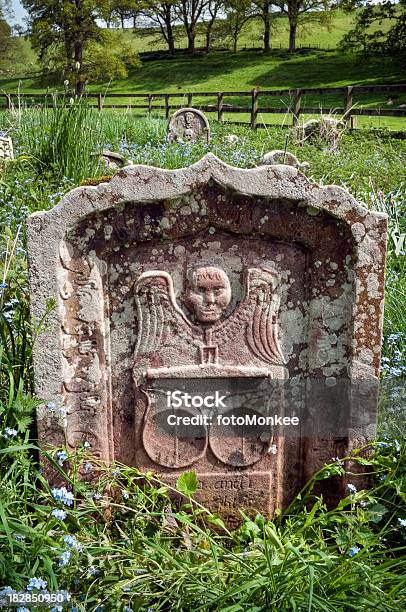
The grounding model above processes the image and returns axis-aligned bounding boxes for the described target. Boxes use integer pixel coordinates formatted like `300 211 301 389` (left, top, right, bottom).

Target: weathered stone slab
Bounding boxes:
0 136 13 161
168 108 210 144
27 154 387 526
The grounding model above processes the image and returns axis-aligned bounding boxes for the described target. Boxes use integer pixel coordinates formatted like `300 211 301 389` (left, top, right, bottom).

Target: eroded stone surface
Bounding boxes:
27 153 387 526
0 136 13 161
168 108 210 144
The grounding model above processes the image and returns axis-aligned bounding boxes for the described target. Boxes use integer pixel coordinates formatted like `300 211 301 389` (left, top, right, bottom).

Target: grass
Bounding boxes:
0 105 405 610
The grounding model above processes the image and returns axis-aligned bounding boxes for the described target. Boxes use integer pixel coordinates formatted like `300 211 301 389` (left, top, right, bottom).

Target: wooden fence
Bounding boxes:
2 83 406 129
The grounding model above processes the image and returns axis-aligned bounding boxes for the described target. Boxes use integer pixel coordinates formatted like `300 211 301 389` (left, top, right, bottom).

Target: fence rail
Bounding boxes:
2 83 406 128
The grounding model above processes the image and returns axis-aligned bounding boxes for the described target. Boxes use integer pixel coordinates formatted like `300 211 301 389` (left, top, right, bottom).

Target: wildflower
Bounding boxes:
27 577 47 590
50 607 63 612
112 467 121 477
87 565 100 576
122 490 129 500
123 607 133 612
378 441 390 448
242 548 248 559
398 518 406 527
394 440 401 453
348 545 361 557
51 486 74 507
56 450 68 466
14 534 26 541
17 608 30 612
63 534 80 549
0 586 14 595
347 484 357 494
2 427 17 438
93 492 102 500
83 462 93 474
51 508 67 520
0 282 7 289
59 550 71 567
83 440 91 448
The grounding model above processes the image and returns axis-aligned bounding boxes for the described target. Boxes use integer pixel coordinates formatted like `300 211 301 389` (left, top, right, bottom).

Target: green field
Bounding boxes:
1 11 404 129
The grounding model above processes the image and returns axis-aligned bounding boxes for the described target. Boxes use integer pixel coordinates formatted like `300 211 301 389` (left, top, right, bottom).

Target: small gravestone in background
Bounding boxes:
92 150 133 170
259 150 309 172
168 108 210 144
0 136 14 161
27 154 387 527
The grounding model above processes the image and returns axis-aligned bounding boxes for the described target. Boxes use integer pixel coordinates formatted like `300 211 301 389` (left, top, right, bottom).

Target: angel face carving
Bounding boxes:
184 266 231 324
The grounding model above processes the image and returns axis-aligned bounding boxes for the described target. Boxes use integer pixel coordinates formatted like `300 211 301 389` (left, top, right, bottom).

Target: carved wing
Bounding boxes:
245 268 286 366
134 270 195 358
212 267 286 366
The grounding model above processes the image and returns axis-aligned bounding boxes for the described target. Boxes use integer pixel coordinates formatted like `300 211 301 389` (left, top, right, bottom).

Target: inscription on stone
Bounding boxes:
27 153 387 523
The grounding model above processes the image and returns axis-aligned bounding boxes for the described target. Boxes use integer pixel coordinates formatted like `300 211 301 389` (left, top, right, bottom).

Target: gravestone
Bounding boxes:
168 108 210 144
27 154 387 527
0 136 14 161
260 150 309 172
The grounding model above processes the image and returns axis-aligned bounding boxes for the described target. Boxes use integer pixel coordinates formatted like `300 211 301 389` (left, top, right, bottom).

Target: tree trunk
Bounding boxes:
121 14 125 29
233 31 238 53
205 22 213 52
187 28 195 54
289 22 297 53
263 1 270 52
167 23 175 54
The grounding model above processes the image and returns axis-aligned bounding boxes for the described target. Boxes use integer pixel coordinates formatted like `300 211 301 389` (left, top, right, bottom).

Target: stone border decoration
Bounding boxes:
27 154 387 514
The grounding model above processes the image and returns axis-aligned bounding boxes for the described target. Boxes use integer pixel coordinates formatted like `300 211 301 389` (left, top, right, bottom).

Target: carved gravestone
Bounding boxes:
168 108 210 144
27 154 387 527
0 136 14 161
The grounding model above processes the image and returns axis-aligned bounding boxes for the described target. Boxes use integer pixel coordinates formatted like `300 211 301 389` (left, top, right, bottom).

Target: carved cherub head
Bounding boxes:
185 265 231 324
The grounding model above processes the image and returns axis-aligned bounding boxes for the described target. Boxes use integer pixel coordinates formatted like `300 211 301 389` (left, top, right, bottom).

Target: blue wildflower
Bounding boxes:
51 487 74 507
63 534 78 548
16 608 31 612
59 550 71 567
348 545 361 557
0 282 7 289
398 518 406 527
51 509 67 520
27 577 47 590
56 451 68 466
347 484 357 494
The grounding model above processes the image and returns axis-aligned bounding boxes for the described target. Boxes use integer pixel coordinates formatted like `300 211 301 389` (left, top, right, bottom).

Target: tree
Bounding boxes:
340 1 406 58
22 0 140 94
202 0 222 52
0 1 13 65
176 0 209 54
272 0 335 53
140 1 178 54
251 0 275 52
219 0 255 53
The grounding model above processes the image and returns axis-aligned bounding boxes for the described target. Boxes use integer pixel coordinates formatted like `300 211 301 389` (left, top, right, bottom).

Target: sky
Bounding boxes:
10 0 27 25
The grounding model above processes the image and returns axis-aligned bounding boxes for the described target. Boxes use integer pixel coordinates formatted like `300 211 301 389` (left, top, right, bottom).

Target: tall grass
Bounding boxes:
14 97 103 183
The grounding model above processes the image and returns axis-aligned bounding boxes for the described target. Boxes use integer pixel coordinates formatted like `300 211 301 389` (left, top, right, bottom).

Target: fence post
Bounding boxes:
292 88 302 127
97 93 103 111
344 85 356 128
251 88 258 130
217 92 224 123
165 94 170 119
187 93 193 107
148 94 152 115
